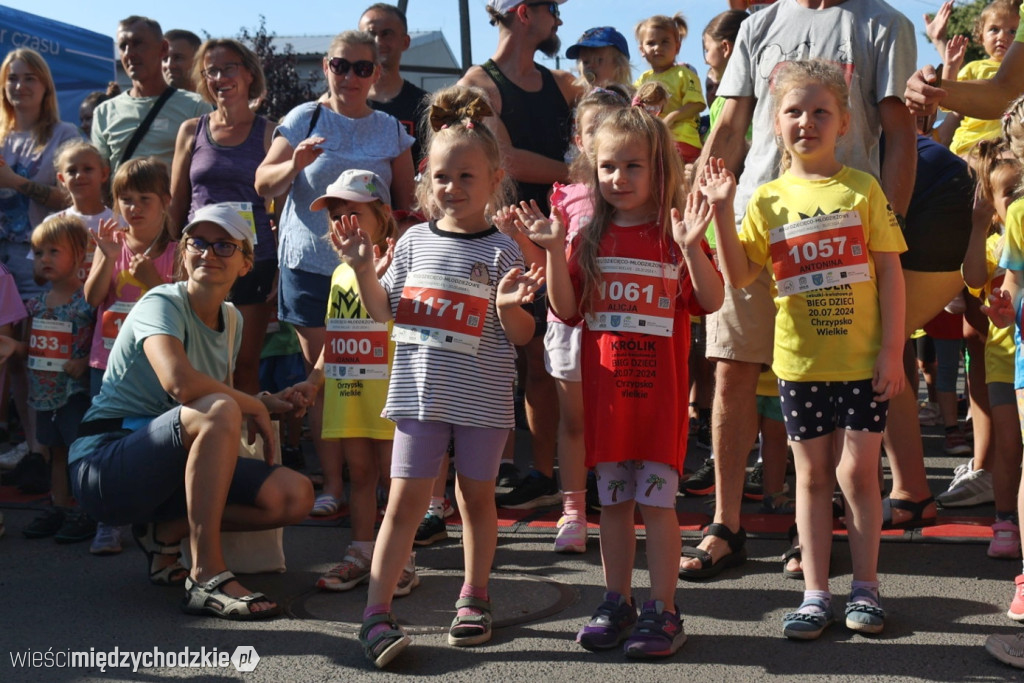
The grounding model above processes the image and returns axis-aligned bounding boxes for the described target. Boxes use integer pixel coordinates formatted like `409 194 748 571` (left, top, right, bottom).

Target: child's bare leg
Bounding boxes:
836 430 884 583
366 477 434 606
639 504 681 606
599 500 638 597
344 438 380 543
791 435 837 592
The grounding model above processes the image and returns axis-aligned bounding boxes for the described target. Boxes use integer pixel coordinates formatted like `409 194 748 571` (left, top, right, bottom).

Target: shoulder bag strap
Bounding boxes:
119 87 177 166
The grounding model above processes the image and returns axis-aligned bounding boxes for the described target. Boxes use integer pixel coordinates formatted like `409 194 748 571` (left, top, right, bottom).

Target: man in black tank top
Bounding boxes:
459 0 581 515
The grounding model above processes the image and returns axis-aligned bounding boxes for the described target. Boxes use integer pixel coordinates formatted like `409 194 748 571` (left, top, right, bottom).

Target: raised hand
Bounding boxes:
492 205 517 237
496 263 545 310
944 34 967 76
292 136 326 173
925 1 953 46
698 157 737 207
510 200 566 251
673 193 713 249
983 287 1016 329
329 214 374 271
373 237 395 278
91 217 124 258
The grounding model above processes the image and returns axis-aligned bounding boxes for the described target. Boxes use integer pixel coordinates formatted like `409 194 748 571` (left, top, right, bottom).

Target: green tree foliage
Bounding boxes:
238 16 319 121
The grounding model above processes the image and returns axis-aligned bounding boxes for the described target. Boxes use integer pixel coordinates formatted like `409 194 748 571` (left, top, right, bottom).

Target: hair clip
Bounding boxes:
466 121 475 129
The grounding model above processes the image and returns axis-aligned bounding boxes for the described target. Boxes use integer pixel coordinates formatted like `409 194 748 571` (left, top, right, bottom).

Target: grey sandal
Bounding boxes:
448 596 493 646
180 570 281 620
131 523 188 586
359 612 410 669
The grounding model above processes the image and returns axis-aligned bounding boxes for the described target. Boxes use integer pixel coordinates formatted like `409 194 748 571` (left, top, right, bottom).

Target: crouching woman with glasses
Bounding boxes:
69 203 314 620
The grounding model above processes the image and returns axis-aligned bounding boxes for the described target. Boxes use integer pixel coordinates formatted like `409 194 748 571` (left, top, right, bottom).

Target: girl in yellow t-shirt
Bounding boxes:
705 59 907 641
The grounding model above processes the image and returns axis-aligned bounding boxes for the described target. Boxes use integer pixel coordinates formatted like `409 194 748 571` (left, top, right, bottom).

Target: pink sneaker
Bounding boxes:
989 521 1022 559
1008 575 1024 622
554 515 587 553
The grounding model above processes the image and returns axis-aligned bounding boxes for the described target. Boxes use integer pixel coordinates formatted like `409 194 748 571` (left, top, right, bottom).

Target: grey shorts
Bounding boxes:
69 407 276 526
705 267 775 367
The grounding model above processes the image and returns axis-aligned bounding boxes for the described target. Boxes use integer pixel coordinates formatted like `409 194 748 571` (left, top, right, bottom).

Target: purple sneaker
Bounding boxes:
623 600 687 659
576 592 638 651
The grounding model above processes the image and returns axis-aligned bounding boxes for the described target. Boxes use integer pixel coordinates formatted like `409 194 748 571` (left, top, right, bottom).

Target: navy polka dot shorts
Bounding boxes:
778 379 888 441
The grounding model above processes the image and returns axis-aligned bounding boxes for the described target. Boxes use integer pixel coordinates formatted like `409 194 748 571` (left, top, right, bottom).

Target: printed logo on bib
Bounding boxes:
324 318 389 379
27 318 72 372
101 301 134 350
769 211 870 296
393 271 491 356
585 257 678 337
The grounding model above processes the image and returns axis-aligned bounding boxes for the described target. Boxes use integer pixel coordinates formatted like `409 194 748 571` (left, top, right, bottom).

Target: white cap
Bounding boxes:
309 169 391 212
182 204 254 247
488 0 567 14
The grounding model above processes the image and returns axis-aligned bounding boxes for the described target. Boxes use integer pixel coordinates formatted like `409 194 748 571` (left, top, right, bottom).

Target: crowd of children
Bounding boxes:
8 0 1024 673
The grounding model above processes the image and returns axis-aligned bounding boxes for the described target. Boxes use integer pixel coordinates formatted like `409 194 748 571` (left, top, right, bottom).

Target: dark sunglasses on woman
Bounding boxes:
327 57 375 78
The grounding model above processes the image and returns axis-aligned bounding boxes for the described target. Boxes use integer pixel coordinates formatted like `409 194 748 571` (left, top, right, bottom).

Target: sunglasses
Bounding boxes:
185 237 241 258
327 57 375 78
526 2 559 18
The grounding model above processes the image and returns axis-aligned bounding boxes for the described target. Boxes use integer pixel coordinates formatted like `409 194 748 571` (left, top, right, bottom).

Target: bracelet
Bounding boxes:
256 391 271 400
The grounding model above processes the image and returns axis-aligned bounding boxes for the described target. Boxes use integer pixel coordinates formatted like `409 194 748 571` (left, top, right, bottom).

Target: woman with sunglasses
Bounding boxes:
68 203 314 620
170 39 277 399
256 30 415 514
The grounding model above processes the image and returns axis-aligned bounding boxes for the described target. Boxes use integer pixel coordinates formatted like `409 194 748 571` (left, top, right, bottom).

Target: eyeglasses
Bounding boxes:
327 57 375 78
185 237 241 258
526 2 559 18
200 63 241 80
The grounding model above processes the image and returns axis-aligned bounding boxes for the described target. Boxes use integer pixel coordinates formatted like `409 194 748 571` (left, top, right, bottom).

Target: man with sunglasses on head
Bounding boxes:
92 16 210 174
459 0 581 512
359 4 429 165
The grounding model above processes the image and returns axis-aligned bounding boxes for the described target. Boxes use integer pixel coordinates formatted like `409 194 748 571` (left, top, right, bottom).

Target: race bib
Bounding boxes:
769 211 871 296
220 202 258 244
393 272 492 356
585 257 678 337
101 301 134 350
324 318 390 380
27 318 72 372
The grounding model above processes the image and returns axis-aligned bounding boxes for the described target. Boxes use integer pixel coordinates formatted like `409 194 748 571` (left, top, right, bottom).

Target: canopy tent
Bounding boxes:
0 6 115 130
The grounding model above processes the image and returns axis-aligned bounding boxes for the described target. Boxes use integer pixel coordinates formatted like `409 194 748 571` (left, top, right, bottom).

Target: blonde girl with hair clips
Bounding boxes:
706 59 907 640
332 85 543 669
52 140 112 296
980 94 1024 625
517 104 723 659
634 14 706 164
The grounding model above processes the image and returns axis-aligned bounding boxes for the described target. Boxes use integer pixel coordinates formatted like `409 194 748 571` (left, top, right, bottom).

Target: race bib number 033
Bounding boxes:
28 318 73 372
769 211 871 296
585 257 678 337
393 272 492 356
324 317 390 380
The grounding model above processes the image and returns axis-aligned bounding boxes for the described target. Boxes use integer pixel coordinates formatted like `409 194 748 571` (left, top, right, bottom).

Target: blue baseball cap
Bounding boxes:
566 26 629 60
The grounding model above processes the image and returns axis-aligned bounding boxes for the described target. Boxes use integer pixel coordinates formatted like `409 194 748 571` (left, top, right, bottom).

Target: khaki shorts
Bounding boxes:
705 267 775 367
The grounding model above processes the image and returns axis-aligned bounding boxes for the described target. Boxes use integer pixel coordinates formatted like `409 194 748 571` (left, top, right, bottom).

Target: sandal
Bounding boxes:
678 523 747 581
359 612 410 669
783 524 803 580
881 495 936 530
448 596 493 647
131 523 188 586
311 494 343 517
180 570 281 620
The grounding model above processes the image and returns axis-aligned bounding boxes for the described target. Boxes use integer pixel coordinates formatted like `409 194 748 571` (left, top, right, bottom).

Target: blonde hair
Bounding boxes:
0 49 61 150
576 106 687 313
569 85 631 183
415 85 513 220
770 59 850 172
975 0 1019 44
573 45 633 91
111 157 173 255
53 139 108 175
322 197 397 252
328 30 379 61
1002 92 1024 164
31 214 90 267
635 14 688 47
193 39 267 104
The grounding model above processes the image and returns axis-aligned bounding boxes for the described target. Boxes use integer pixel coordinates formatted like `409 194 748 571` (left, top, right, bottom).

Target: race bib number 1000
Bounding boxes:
393 272 492 356
769 210 871 296
324 318 390 380
585 257 678 337
27 318 73 372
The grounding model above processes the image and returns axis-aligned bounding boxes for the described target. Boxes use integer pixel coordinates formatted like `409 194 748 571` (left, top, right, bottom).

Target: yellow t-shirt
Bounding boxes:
1017 4 1024 42
756 367 779 397
740 166 907 382
968 231 1015 383
321 263 396 440
635 65 705 149
949 59 1003 156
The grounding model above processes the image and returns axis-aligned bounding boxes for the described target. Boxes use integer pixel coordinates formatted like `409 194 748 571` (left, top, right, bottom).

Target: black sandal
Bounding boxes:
679 522 747 580
131 523 188 586
881 495 937 530
360 612 410 669
783 523 803 580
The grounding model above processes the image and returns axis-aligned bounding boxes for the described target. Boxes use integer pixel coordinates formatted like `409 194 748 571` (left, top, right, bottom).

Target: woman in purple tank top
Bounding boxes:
170 39 277 395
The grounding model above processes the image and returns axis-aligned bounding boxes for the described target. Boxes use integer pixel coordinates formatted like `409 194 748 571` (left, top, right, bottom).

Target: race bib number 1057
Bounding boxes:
768 210 871 296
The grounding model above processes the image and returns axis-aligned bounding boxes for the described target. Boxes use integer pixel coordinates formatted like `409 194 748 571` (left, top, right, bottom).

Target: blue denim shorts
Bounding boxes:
69 407 277 526
278 267 331 328
36 392 90 448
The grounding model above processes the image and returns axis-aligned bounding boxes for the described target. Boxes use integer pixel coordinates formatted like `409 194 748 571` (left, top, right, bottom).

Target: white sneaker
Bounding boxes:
0 442 29 470
936 466 994 507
